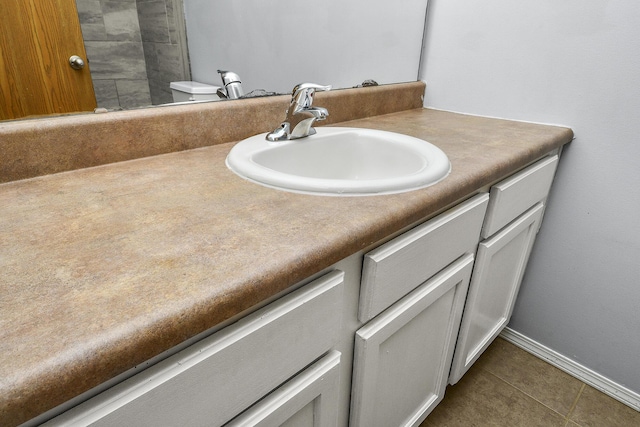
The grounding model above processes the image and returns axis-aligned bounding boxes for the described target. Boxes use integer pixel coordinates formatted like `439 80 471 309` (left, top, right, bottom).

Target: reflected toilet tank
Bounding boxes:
170 81 221 102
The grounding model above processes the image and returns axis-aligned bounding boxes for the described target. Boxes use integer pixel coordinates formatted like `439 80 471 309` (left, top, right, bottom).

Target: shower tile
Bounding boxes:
85 41 148 80
138 0 170 43
166 0 179 44
148 78 173 105
142 41 160 74
143 43 185 84
116 80 152 108
76 0 108 41
101 0 142 42
93 79 120 109
153 43 185 82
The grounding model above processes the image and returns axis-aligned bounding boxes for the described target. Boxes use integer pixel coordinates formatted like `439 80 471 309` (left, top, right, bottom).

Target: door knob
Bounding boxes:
69 55 86 70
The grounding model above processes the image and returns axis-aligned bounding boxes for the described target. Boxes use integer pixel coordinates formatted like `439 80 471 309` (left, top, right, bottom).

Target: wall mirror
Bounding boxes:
0 0 428 122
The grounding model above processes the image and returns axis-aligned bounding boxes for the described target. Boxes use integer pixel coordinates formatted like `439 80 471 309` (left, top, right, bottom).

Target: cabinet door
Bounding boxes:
350 254 474 427
449 203 544 384
226 351 341 427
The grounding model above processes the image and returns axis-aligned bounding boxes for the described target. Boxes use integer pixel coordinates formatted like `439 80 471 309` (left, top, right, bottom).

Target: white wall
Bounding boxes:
420 0 640 395
183 0 427 94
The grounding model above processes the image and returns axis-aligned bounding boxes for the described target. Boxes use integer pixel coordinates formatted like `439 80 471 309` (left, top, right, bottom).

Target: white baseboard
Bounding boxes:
500 327 640 412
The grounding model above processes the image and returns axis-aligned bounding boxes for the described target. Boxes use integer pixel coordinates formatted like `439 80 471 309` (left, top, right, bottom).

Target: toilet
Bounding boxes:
170 81 222 102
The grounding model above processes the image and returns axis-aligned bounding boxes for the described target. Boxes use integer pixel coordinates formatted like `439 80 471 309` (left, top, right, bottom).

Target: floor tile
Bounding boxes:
475 337 583 416
569 385 640 427
423 364 566 426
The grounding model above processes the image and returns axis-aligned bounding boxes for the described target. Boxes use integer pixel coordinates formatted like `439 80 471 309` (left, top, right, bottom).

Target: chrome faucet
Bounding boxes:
218 70 244 99
266 83 331 141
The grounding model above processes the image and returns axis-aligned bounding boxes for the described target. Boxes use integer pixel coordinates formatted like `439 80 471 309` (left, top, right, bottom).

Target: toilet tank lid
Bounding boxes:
170 81 221 94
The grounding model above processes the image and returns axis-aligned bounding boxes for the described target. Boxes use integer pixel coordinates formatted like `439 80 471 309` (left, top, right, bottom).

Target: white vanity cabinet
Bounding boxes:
39 154 563 427
350 194 489 427
44 271 345 427
449 155 559 384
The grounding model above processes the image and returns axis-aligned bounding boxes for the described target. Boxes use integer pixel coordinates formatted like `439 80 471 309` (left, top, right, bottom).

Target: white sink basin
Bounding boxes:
225 127 451 196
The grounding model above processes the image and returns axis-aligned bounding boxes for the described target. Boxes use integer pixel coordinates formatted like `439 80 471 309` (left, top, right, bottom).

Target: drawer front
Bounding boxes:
359 193 489 322
46 271 344 427
482 155 558 238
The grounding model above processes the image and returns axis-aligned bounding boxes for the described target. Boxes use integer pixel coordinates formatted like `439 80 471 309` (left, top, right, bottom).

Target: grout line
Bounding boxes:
482 368 568 420
565 383 586 426
478 339 582 421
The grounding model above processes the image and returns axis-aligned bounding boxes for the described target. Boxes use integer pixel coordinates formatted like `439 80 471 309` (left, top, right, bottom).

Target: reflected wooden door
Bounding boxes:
0 0 96 120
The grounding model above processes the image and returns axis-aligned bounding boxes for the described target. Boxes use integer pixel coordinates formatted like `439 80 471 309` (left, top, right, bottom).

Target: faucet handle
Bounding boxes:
291 83 332 108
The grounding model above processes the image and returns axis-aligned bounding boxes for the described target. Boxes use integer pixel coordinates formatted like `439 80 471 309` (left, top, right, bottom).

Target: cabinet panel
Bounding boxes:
46 271 344 427
359 193 488 322
350 255 474 427
226 351 341 427
450 204 544 384
481 155 557 238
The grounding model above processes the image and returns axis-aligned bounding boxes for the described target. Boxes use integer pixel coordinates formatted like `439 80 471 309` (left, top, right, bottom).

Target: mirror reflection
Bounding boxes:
0 0 428 122
76 0 190 109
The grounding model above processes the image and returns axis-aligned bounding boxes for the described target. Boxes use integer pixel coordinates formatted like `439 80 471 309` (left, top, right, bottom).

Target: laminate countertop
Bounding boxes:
0 108 573 426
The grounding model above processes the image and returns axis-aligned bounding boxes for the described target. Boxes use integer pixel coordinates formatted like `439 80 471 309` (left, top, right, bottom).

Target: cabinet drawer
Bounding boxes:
482 155 558 238
45 271 344 427
359 193 488 322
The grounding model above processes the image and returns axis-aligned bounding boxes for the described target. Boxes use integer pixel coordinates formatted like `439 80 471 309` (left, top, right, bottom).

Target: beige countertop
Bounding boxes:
0 105 572 426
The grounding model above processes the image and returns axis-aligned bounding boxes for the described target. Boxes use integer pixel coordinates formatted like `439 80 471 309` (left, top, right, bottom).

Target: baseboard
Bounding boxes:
500 327 640 412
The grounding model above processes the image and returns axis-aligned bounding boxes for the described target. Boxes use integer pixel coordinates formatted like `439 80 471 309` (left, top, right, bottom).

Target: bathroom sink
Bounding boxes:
225 127 451 196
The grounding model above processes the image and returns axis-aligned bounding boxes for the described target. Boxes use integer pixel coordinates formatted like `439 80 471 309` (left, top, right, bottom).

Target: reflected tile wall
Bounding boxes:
137 0 189 105
76 0 189 108
83 41 147 80
76 0 152 109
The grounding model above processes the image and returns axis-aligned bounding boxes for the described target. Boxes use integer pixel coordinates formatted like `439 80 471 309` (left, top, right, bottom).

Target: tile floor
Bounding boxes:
421 337 640 427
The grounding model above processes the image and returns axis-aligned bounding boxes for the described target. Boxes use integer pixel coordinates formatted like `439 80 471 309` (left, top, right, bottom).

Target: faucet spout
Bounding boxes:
287 106 328 138
266 83 331 142
305 106 329 119
218 70 244 99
